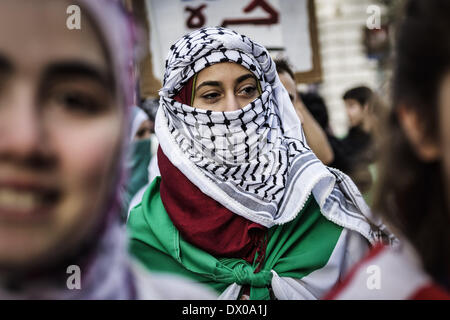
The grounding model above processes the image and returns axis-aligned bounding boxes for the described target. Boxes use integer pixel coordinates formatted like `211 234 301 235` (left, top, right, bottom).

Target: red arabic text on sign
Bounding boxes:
221 0 279 27
185 4 207 29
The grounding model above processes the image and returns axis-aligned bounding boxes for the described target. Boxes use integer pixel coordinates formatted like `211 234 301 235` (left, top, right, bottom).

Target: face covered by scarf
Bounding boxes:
0 0 137 299
124 107 152 216
156 27 397 247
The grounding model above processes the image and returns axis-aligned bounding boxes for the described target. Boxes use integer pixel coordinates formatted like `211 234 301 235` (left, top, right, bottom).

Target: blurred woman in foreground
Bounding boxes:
0 0 215 299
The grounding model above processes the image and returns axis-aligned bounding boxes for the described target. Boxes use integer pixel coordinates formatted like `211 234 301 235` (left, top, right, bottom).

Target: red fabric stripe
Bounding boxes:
408 284 450 300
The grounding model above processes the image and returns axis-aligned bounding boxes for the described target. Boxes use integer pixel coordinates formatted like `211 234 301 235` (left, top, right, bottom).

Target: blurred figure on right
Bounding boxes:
325 0 450 299
300 91 352 174
341 86 376 197
342 86 374 158
275 59 334 165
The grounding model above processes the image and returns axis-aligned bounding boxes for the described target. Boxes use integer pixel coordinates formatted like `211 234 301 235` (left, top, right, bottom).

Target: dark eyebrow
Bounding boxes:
0 54 14 74
196 80 221 91
235 73 256 85
42 60 114 91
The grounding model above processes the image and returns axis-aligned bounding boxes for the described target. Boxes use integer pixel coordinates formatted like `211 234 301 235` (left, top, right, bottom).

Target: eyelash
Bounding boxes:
239 86 257 96
137 128 150 137
201 85 257 100
53 90 104 115
202 92 220 100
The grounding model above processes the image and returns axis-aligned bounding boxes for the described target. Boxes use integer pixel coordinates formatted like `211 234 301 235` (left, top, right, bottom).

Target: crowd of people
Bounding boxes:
0 0 448 300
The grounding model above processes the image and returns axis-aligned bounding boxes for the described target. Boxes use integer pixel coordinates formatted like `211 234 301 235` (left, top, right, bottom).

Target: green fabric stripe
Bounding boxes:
127 177 343 300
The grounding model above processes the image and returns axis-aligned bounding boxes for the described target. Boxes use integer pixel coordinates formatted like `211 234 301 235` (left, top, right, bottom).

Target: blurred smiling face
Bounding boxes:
0 1 123 270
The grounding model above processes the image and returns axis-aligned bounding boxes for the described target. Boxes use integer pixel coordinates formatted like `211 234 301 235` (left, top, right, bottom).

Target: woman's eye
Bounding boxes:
137 128 152 139
202 92 220 100
52 91 104 114
239 86 257 96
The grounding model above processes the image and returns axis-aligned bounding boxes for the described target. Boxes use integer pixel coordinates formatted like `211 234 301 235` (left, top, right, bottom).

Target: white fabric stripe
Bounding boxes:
336 242 430 300
131 260 218 300
271 229 369 300
218 283 242 300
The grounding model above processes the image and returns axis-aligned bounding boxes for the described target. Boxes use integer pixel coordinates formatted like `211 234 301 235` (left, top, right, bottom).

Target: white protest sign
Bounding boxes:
147 0 313 81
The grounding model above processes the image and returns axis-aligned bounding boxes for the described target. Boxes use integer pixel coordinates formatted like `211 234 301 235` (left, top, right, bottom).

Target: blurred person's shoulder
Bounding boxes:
129 259 218 300
324 242 450 300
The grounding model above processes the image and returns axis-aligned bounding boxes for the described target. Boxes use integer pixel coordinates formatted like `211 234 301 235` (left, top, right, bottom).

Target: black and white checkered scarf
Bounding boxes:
155 27 395 245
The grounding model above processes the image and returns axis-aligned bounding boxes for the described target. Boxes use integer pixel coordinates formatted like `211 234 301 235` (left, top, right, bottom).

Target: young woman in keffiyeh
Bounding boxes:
0 0 215 300
127 27 396 300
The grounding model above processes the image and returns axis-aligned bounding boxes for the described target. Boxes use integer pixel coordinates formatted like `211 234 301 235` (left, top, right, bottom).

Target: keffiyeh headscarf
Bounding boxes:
156 27 395 244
